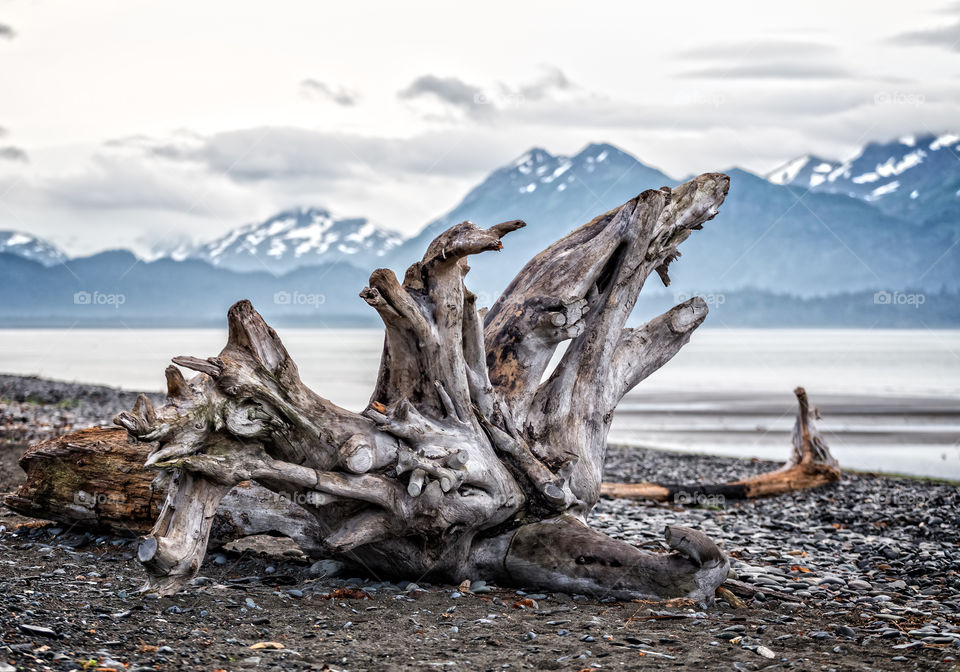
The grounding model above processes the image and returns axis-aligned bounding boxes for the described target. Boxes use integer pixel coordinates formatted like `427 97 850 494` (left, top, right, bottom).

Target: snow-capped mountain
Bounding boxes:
389 140 958 300
766 132 960 225
0 231 67 266
387 143 672 297
191 207 404 274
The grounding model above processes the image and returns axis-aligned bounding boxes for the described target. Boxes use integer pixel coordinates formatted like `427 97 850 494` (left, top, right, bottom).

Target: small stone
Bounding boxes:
18 623 58 638
755 646 775 659
309 559 345 577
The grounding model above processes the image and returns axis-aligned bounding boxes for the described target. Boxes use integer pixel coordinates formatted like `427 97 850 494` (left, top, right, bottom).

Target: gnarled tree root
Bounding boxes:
12 172 739 602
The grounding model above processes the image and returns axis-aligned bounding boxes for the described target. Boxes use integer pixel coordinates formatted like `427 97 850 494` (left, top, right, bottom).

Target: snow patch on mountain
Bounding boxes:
192 207 404 274
0 231 68 266
764 132 960 221
767 156 810 185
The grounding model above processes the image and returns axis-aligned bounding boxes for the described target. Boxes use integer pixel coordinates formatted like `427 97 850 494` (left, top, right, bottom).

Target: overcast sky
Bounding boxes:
0 0 958 256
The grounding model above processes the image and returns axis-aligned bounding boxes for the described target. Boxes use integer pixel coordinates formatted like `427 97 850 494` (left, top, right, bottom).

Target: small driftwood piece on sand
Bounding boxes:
600 387 841 502
9 173 741 602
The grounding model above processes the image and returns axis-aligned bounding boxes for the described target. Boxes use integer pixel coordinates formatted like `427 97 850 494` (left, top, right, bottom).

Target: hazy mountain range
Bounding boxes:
1 133 957 327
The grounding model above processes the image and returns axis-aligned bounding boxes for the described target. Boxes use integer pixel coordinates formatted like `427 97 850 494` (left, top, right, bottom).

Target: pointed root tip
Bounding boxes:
144 441 196 467
171 356 224 377
113 411 139 433
489 219 526 237
669 296 709 332
165 365 189 398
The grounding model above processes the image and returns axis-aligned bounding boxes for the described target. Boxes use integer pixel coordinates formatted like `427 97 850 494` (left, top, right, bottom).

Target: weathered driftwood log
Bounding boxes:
600 386 841 502
4 426 327 553
12 173 738 602
7 384 838 533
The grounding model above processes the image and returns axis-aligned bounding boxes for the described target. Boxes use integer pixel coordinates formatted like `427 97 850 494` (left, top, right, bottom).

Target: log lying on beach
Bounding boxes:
4 426 327 553
600 387 841 502
10 173 740 602
5 427 160 535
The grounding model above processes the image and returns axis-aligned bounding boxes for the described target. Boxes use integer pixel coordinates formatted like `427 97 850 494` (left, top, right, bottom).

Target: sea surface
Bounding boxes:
1 328 958 478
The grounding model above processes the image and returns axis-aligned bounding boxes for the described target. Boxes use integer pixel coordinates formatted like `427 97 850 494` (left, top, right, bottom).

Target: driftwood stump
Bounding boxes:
601 386 841 502
12 174 739 602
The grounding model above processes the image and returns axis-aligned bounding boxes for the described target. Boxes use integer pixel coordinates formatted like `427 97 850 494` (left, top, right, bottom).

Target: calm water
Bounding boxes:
2 328 959 478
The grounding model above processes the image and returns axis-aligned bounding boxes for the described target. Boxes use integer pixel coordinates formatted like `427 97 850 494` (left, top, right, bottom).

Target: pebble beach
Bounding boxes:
1 375 959 671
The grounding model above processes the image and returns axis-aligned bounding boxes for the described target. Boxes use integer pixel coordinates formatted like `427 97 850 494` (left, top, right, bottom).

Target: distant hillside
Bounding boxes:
0 251 376 327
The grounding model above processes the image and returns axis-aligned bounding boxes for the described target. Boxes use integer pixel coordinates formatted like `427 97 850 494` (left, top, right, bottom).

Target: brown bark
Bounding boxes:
4 427 328 553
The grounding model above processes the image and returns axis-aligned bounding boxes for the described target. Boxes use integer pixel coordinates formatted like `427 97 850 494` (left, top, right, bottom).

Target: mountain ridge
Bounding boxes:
2 133 957 325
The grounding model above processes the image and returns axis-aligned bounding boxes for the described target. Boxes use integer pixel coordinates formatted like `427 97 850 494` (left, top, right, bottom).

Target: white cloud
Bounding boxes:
0 0 954 257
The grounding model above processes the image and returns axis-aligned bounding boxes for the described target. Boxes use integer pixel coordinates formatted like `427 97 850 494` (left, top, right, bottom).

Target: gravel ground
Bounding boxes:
0 375 163 447
1 375 959 671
